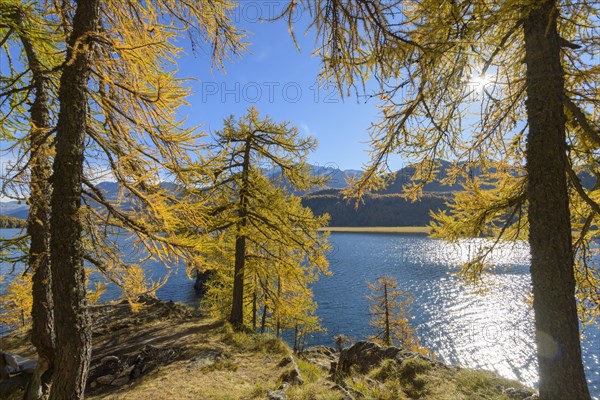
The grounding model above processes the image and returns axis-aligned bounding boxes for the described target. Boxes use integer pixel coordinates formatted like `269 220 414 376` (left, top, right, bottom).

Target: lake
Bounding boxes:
1 229 599 398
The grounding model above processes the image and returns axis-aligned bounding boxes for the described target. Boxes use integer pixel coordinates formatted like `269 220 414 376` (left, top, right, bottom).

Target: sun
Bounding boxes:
472 74 491 91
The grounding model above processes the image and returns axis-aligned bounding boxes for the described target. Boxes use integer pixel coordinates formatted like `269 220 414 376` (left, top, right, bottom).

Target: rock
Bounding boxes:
96 374 115 385
90 381 97 389
268 388 287 400
100 355 120 365
188 349 223 370
111 376 130 386
277 356 293 367
2 352 36 373
2 353 20 370
193 269 216 294
135 294 162 305
0 352 37 380
19 359 37 373
332 384 356 400
118 365 135 378
269 383 290 399
279 355 303 386
499 386 538 399
336 341 402 374
335 341 438 375
299 346 337 371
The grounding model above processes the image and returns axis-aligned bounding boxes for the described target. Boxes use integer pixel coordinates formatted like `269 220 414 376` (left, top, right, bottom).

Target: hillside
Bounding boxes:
0 215 26 229
0 161 491 228
0 202 28 221
302 191 450 227
1 299 538 400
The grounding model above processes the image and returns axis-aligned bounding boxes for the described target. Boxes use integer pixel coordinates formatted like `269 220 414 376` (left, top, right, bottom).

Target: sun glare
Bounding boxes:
472 74 491 92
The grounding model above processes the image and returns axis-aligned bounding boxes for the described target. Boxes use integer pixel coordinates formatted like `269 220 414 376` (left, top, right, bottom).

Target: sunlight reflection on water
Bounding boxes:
310 233 599 398
1 229 598 397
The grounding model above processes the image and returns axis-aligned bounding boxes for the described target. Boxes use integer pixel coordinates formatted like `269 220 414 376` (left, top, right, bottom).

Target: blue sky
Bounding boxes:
175 2 396 171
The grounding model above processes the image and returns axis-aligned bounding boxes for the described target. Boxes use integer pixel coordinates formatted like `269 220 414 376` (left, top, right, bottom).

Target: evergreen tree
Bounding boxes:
0 3 59 397
367 276 419 349
0 1 243 397
203 107 330 329
286 1 597 397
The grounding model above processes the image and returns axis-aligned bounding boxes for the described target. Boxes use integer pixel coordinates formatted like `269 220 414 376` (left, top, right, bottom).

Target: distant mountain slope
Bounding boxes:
3 161 592 227
265 163 363 194
376 160 466 194
0 201 29 220
302 191 450 227
299 161 460 227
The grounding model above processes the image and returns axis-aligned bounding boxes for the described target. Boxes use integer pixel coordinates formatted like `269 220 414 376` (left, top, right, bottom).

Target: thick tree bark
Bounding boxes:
523 1 590 399
48 0 100 398
19 15 55 398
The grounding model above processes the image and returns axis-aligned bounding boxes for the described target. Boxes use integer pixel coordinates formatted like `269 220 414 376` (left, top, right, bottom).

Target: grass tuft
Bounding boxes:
220 323 288 355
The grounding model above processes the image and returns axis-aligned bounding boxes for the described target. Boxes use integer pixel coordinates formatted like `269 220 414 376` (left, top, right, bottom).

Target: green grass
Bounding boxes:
344 357 533 400
220 323 289 355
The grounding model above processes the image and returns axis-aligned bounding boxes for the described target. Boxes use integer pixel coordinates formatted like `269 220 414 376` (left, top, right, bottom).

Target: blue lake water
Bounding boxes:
1 229 599 397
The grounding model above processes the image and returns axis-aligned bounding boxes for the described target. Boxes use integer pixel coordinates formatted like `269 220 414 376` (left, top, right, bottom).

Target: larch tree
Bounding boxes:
202 107 330 329
367 276 420 349
0 2 59 398
281 0 597 398
0 0 243 398
47 0 102 397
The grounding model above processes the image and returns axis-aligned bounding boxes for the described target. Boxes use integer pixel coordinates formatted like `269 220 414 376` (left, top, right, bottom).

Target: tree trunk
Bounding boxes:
276 276 281 338
48 0 100 398
523 1 590 399
293 324 299 352
230 235 246 327
260 304 268 333
252 275 257 331
383 282 390 346
23 40 54 400
229 137 252 328
17 8 55 399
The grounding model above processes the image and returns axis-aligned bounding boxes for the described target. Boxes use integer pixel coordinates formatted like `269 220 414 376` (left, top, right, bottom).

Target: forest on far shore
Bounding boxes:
302 191 449 227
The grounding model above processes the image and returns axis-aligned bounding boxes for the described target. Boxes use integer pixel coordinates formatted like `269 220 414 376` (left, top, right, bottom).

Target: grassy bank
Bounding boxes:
1 300 536 400
320 226 431 234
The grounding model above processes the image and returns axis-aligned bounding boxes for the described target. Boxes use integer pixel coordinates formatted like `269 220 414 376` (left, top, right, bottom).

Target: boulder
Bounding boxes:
299 346 337 371
279 355 304 386
335 341 437 375
335 341 402 374
111 376 130 386
268 388 287 400
96 375 115 385
1 352 37 378
100 355 120 365
193 269 216 295
187 349 224 370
